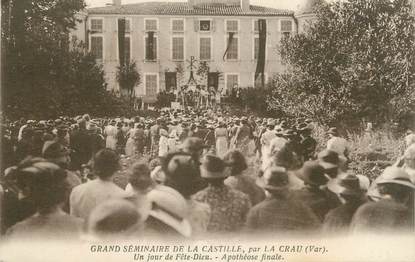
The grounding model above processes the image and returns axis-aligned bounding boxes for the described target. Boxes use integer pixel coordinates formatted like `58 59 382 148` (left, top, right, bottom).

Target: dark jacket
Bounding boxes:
323 199 365 233
246 194 321 232
292 186 340 222
350 199 414 233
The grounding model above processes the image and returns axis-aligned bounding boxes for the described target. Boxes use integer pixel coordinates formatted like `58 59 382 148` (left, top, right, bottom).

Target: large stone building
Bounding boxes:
71 0 318 102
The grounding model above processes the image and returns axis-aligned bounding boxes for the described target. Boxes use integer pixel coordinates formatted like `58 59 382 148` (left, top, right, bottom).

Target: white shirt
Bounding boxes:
70 179 128 220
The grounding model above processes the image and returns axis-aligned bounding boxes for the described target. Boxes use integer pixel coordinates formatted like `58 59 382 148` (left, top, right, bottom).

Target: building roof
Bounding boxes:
87 2 294 17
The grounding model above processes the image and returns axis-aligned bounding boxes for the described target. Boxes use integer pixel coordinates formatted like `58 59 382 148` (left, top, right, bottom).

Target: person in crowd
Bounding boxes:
247 166 320 233
326 127 350 170
224 150 265 206
158 128 169 158
150 118 162 157
292 161 340 221
193 154 251 232
215 121 228 158
323 174 366 233
125 161 154 221
299 124 317 161
42 141 81 213
234 117 252 154
125 122 137 157
15 128 34 163
88 122 105 158
162 152 210 236
260 119 277 169
404 130 415 148
350 167 415 233
104 120 117 150
135 123 147 156
115 122 126 155
70 149 128 220
85 199 142 240
70 120 91 171
6 159 83 239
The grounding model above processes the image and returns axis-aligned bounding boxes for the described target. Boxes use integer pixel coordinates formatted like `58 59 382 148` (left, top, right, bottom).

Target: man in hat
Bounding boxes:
193 155 251 232
326 127 350 165
247 166 320 233
299 125 317 161
70 119 91 171
292 161 340 221
350 167 415 233
323 174 366 233
42 141 82 213
6 159 83 240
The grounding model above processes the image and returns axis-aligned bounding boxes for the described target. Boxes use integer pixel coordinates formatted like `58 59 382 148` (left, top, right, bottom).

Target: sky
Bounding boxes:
86 0 311 11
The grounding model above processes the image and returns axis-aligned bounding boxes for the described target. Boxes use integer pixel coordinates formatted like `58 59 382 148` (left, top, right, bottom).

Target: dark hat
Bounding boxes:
181 137 208 152
164 153 198 180
317 150 339 169
256 166 289 191
42 141 70 159
327 127 338 136
223 150 248 175
200 154 227 179
330 174 364 195
298 161 328 186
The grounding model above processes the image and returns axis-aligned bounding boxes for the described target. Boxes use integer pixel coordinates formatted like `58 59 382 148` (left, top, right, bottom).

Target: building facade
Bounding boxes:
71 0 304 102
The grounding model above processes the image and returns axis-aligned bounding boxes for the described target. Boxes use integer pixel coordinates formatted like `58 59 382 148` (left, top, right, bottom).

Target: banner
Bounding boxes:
255 19 267 87
118 18 126 66
223 32 235 61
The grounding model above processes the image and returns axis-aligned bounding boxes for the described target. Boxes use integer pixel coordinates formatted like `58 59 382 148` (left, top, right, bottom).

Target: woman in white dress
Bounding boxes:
215 121 229 158
125 123 137 156
104 121 117 150
158 128 169 158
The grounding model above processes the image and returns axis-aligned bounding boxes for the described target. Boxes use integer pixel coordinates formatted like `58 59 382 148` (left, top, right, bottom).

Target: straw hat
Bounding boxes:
147 185 192 237
376 167 415 189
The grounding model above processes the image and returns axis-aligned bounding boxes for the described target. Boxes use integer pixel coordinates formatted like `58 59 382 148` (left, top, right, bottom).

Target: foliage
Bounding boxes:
2 0 131 119
116 60 141 100
268 0 415 126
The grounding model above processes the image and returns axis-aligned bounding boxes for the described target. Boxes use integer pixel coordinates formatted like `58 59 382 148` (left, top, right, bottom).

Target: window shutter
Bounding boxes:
194 20 199 32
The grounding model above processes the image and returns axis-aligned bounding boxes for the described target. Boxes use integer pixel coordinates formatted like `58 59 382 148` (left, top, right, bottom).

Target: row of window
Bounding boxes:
90 35 270 61
141 73 267 96
89 18 294 33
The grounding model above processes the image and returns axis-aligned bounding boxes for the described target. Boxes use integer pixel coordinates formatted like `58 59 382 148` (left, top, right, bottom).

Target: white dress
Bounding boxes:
104 125 117 150
125 129 137 156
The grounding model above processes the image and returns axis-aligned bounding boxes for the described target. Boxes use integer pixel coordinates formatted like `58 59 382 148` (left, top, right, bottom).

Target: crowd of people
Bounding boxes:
0 109 414 241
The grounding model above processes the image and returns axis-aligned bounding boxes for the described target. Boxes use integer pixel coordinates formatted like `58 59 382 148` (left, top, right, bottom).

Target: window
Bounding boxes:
226 74 239 90
226 20 238 32
90 18 103 32
199 37 211 60
145 19 158 31
172 36 184 61
199 20 211 31
172 19 184 32
145 35 157 61
226 36 238 60
145 74 158 96
281 20 293 32
125 19 131 33
90 36 103 60
281 20 293 38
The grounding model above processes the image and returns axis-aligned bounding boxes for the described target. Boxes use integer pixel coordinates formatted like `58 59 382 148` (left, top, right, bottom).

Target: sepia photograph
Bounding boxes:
0 0 414 261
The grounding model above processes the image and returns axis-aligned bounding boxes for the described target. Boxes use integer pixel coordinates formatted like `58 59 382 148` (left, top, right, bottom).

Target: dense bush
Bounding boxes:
268 0 415 126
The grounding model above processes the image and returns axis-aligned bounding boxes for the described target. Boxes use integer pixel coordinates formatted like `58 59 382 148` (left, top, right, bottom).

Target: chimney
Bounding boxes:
113 0 121 6
241 0 250 11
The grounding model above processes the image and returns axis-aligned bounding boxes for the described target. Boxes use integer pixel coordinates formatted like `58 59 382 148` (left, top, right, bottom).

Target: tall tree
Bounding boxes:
268 0 415 126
